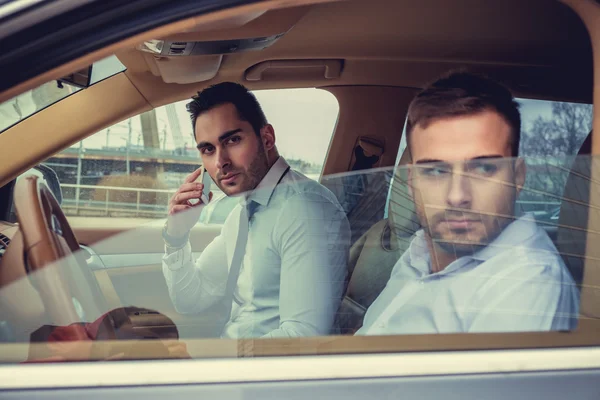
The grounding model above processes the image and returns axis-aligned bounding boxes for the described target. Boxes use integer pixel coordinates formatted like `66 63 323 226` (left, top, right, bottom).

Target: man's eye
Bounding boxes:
421 166 449 177
200 147 215 155
225 136 242 145
471 163 498 175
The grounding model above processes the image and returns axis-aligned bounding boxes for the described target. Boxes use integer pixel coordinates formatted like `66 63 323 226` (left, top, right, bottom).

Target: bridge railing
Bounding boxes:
59 183 563 219
60 183 175 218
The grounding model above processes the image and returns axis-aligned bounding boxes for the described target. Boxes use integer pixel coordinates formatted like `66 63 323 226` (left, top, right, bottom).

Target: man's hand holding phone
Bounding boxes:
166 167 212 239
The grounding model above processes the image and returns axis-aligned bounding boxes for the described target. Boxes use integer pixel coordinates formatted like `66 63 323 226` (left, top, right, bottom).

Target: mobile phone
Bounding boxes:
189 167 211 205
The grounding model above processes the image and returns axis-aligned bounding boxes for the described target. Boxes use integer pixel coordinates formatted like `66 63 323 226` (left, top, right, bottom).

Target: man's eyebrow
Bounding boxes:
218 129 243 142
468 155 505 161
415 159 445 164
196 129 243 150
414 155 505 164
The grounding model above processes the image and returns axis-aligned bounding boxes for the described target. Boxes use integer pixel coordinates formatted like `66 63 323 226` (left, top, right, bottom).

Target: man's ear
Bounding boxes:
514 157 526 195
261 124 276 151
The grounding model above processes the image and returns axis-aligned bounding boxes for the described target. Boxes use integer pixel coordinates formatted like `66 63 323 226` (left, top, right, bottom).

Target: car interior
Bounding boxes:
0 0 600 360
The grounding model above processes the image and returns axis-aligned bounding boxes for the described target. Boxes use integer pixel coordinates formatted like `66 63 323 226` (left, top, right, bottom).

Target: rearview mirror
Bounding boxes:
58 55 126 89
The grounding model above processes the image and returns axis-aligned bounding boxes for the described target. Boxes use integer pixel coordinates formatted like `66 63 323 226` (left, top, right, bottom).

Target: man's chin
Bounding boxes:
434 240 481 257
220 186 243 197
218 181 251 197
430 230 488 256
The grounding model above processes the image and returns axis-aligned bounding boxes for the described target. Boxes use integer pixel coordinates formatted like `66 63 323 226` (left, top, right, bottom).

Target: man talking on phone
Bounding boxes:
162 82 350 339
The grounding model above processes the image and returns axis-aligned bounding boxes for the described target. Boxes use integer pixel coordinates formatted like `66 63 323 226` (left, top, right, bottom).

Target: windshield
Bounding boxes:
0 80 81 133
0 55 126 133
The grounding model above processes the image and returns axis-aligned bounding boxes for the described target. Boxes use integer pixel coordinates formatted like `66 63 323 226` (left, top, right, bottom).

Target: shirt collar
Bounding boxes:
243 157 290 207
470 213 539 261
406 230 431 274
406 213 539 274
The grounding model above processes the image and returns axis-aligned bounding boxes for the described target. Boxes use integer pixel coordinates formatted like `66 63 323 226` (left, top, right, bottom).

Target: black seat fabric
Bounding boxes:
555 132 600 321
557 133 591 288
335 149 420 334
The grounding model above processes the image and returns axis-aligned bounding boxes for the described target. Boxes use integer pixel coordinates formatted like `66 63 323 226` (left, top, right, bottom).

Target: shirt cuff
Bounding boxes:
163 241 193 271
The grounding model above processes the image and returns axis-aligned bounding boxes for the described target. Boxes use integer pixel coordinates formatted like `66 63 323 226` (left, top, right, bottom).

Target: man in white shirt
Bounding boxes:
357 71 579 335
162 82 349 339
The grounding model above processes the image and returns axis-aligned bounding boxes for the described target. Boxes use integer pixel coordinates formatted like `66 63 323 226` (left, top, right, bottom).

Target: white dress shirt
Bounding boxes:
163 157 350 339
357 214 580 335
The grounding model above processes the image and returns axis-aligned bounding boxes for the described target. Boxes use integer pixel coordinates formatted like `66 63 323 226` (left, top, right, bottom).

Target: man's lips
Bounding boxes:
443 219 479 229
220 173 240 185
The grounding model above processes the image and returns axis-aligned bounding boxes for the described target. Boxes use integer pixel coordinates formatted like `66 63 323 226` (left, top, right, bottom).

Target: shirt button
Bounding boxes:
378 322 386 328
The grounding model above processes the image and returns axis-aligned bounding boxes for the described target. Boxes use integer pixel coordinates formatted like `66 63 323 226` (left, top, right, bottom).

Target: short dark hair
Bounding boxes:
406 71 521 157
187 82 268 137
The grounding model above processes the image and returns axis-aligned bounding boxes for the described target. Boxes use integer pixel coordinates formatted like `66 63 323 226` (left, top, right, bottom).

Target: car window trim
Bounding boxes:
0 0 98 41
0 0 47 20
0 346 599 390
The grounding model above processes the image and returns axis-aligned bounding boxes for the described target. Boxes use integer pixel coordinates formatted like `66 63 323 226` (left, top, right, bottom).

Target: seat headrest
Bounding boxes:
387 148 420 244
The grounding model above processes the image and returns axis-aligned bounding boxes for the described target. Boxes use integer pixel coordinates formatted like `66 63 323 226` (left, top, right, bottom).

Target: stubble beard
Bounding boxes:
418 210 510 258
219 142 270 196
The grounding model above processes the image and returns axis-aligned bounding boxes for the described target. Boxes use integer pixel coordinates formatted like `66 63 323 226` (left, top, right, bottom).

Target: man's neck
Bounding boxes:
267 151 280 168
424 235 458 274
245 155 286 203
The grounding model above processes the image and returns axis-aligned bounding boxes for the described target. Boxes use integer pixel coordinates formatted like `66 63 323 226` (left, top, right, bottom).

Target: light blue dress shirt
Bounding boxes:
357 214 580 335
163 157 350 339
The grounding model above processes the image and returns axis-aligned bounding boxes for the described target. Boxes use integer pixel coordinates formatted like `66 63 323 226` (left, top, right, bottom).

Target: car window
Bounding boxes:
1 158 585 360
517 99 592 224
46 88 338 224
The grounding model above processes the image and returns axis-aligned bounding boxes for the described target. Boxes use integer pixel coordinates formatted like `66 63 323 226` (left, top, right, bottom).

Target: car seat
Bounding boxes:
335 149 420 334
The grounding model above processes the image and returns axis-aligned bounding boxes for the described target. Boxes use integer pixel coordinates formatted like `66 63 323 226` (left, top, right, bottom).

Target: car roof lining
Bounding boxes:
113 0 592 107
0 0 593 105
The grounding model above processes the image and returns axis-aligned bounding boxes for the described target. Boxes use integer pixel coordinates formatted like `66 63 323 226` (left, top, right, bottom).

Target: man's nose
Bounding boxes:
446 170 472 209
215 148 231 170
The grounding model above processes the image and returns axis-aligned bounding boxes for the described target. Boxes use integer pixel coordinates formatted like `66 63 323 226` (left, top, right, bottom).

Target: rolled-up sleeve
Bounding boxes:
263 192 350 338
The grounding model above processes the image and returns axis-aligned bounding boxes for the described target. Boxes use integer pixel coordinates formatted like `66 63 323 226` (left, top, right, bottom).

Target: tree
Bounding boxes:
520 102 592 157
519 102 593 205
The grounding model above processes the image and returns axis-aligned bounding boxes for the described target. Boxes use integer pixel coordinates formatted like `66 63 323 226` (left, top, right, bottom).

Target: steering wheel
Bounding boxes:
13 177 180 361
14 175 91 340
